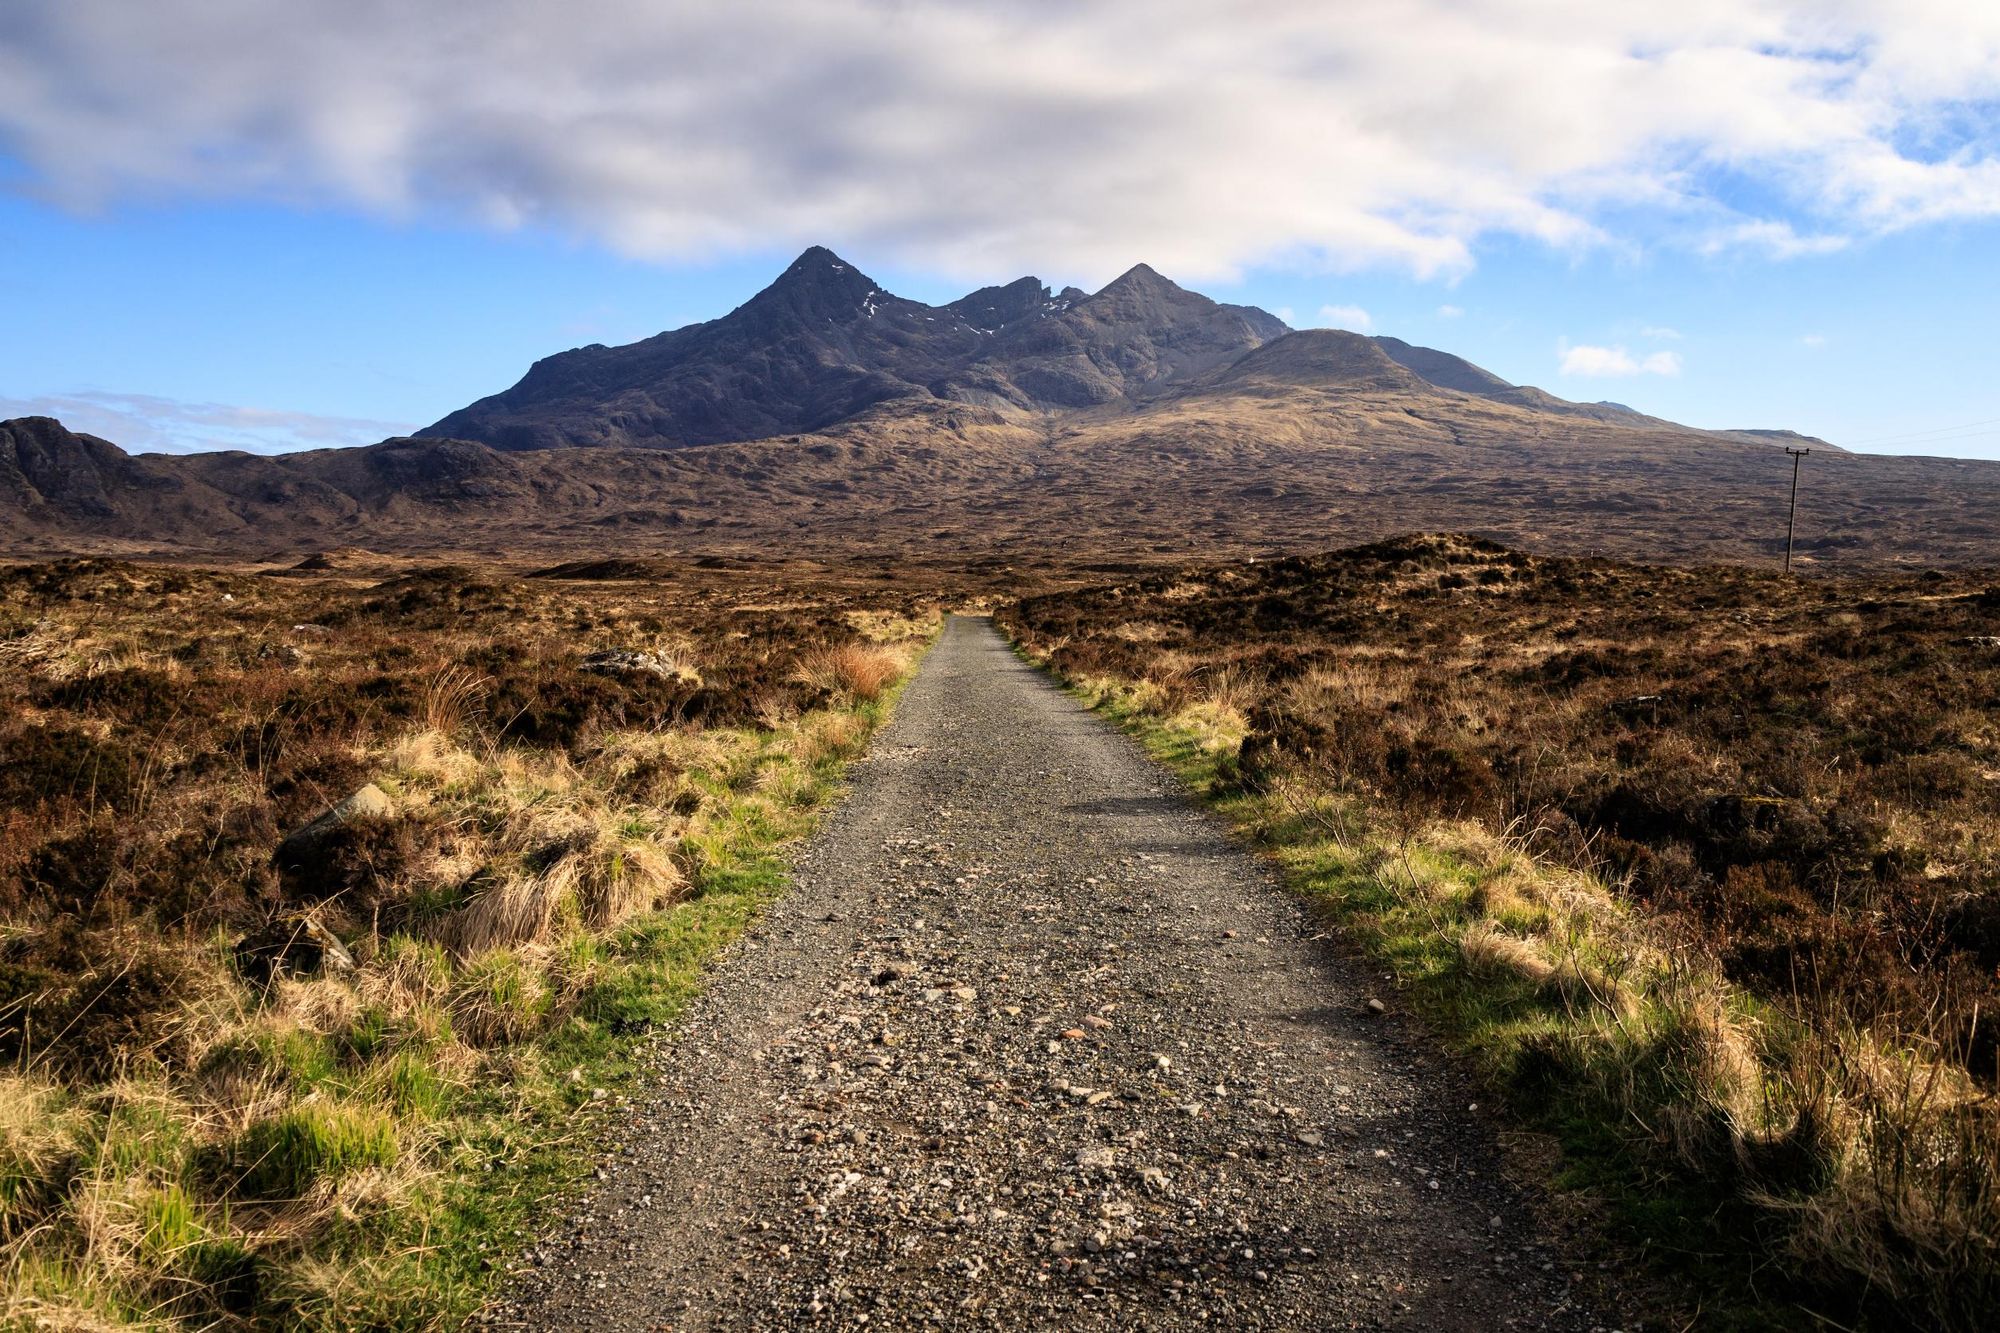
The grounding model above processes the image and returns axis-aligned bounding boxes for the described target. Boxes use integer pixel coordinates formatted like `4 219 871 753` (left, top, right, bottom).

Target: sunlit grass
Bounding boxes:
1017 635 1999 1333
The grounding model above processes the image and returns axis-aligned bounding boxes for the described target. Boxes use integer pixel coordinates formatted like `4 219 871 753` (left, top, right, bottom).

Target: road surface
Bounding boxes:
492 615 1611 1330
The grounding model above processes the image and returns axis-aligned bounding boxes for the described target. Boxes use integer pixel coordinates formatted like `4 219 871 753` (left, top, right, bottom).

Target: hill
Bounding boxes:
423 247 1822 454
7 399 1997 572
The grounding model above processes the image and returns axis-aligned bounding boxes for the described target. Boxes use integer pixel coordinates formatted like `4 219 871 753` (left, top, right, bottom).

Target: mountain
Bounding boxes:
13 246 1996 572
1 416 136 520
426 248 1825 455
425 249 1293 448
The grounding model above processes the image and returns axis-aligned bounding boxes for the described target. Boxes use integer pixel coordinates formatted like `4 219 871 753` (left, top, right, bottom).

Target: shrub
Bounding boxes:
0 925 217 1078
0 727 139 815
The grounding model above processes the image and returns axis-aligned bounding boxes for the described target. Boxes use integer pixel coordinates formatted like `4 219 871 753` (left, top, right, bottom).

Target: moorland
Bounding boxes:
1003 534 2000 1327
4 248 2000 1329
0 553 942 1327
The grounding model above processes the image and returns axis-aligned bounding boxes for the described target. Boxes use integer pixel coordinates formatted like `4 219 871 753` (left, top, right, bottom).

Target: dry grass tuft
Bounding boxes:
792 644 905 704
1460 920 1557 985
422 662 491 736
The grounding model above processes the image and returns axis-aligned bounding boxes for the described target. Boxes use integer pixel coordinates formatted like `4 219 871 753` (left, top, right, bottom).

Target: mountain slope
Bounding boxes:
1372 335 1517 396
1207 329 1436 394
426 249 1294 448
3 395 1988 572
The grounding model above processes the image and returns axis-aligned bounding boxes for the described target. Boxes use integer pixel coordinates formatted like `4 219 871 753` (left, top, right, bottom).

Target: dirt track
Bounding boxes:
490 615 1617 1330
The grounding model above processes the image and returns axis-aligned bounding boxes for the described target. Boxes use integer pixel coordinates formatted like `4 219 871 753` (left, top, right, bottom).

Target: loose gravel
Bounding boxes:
488 615 1624 1330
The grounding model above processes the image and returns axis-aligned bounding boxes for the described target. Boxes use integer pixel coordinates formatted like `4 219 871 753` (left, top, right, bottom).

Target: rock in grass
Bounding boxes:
235 914 356 986
580 649 696 681
274 783 394 870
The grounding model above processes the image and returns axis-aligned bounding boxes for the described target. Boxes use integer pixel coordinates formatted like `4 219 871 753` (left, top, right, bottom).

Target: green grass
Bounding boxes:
229 1104 400 1201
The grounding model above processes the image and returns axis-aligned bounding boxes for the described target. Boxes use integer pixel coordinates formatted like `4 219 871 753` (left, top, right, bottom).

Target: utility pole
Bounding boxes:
1784 446 1811 575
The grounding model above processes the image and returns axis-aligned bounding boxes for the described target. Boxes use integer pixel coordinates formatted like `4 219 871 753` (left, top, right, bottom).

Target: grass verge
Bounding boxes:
1009 641 1997 1333
1 635 933 1331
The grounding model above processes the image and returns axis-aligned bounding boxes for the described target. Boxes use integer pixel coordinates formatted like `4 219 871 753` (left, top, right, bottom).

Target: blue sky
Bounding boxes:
3 2 1998 457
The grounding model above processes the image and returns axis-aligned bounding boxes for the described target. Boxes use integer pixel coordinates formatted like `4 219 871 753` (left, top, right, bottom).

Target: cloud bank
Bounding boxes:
1 2 1997 283
1559 344 1684 378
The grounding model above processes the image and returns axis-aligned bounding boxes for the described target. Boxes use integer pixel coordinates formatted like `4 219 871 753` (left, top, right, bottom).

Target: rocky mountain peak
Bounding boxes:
946 275 1054 332
1091 262 1187 305
746 245 888 319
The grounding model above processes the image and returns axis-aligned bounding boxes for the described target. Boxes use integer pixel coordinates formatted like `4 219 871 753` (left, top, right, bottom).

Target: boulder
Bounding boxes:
580 649 698 683
273 783 394 873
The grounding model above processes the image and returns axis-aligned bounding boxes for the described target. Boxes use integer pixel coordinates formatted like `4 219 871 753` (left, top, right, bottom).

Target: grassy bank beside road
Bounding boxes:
0 557 935 1329
1001 535 2000 1332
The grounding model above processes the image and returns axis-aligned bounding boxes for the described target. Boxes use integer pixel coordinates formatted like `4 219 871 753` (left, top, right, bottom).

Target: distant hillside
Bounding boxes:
5 246 1968 570
425 249 1297 449
422 247 1825 454
1 394 1985 571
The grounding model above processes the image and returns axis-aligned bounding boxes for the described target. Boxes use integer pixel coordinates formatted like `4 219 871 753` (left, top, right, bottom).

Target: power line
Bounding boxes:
1838 416 2000 448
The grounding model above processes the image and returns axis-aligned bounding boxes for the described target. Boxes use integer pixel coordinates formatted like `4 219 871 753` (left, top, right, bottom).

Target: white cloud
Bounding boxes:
0 390 409 453
1639 325 1682 340
1436 304 1464 318
1313 304 1374 332
0 3 1995 282
1558 343 1682 378
1801 332 1828 347
1698 221 1851 260
1275 306 1297 325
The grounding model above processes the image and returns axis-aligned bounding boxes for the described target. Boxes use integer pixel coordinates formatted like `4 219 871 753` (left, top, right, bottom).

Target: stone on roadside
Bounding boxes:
580 649 699 683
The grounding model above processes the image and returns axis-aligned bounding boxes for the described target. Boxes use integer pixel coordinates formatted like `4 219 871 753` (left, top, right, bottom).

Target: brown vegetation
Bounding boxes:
1001 533 2000 1327
0 554 939 1327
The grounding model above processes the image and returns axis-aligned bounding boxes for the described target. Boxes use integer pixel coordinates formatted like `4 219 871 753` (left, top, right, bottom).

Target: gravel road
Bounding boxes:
490 615 1621 1331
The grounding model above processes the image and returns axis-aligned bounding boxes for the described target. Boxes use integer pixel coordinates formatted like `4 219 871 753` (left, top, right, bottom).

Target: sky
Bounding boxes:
2 1 1998 458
